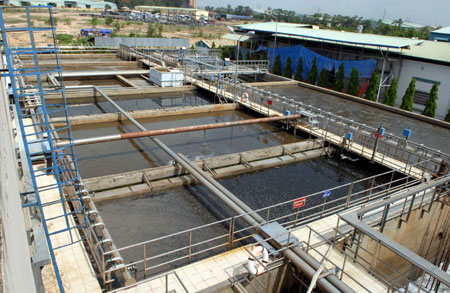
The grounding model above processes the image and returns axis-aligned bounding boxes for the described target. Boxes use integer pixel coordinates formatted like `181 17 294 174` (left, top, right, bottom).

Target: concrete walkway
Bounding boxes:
22 119 101 292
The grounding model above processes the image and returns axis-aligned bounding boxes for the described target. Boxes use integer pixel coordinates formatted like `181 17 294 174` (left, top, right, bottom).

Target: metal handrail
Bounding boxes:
211 76 450 160
100 157 442 283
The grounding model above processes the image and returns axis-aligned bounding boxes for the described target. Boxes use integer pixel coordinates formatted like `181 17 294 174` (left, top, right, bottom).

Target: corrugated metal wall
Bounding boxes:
95 37 189 48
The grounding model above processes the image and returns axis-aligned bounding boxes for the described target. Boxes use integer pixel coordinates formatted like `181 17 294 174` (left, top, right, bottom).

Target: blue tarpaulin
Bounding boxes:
260 44 376 80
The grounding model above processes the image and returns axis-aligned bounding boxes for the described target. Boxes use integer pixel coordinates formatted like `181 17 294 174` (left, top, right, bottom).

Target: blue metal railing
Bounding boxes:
0 6 87 292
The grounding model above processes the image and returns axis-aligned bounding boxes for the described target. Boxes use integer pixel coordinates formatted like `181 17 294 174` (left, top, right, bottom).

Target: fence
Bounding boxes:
98 156 443 287
96 37 189 48
190 74 450 178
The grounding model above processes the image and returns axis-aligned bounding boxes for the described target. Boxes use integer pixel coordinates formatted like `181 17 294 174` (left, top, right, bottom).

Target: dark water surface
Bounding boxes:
73 109 299 178
263 85 450 154
98 155 390 279
54 91 211 117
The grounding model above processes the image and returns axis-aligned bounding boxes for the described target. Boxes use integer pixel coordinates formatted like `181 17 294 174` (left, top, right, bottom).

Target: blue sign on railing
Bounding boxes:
322 190 331 198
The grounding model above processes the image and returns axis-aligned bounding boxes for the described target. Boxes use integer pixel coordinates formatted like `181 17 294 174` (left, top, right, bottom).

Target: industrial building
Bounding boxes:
1 6 450 293
135 5 208 21
430 26 450 42
232 22 450 119
4 0 117 9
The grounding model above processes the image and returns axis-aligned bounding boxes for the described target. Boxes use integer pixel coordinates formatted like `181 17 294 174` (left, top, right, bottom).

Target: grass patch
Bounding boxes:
56 33 73 45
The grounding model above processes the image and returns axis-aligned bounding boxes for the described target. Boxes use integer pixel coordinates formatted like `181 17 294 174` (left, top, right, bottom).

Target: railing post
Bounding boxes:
165 274 169 293
188 231 192 263
306 228 312 253
367 177 376 202
387 171 395 194
228 217 235 250
266 208 271 222
143 243 147 279
345 183 354 209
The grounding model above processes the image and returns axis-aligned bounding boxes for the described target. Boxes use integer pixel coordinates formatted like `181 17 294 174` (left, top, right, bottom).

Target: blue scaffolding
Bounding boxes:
0 6 87 292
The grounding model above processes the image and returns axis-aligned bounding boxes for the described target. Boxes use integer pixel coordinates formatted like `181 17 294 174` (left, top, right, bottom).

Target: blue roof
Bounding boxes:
81 29 112 33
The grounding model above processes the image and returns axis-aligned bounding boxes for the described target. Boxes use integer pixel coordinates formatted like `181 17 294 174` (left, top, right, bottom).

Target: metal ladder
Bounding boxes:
0 6 87 292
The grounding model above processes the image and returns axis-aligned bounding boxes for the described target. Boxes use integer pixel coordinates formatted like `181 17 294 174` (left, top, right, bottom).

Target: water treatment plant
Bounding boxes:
1 6 450 293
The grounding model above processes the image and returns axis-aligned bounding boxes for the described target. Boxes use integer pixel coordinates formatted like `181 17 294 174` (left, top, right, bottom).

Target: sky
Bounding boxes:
197 0 450 27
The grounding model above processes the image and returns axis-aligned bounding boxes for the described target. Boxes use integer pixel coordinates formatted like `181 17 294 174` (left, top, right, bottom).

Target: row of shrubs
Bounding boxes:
269 54 448 122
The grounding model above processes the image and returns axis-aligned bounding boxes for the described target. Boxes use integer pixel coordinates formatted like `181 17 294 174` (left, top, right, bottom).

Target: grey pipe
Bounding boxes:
177 154 345 293
178 153 266 224
283 249 341 293
291 246 355 293
89 85 351 292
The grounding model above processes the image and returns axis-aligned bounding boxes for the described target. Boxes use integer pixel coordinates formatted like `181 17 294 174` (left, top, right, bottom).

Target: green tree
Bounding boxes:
272 55 282 75
347 67 359 96
294 57 303 81
90 17 98 28
259 51 267 61
317 69 329 87
422 82 439 117
245 51 251 60
365 70 379 101
221 46 228 59
211 41 216 49
383 77 398 106
157 24 163 37
283 57 293 78
334 63 345 92
147 23 155 37
445 108 450 122
113 21 120 33
306 57 318 84
105 16 114 26
400 78 416 111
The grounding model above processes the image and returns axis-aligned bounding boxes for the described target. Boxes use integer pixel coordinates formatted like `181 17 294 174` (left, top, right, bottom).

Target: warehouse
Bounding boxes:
430 26 450 42
135 5 208 21
5 0 117 9
233 22 450 119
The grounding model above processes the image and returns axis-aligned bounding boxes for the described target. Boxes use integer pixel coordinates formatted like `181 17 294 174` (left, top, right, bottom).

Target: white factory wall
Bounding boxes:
0 67 37 292
394 59 450 119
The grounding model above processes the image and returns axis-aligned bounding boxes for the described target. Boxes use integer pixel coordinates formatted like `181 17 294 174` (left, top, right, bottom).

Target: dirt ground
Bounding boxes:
2 7 250 47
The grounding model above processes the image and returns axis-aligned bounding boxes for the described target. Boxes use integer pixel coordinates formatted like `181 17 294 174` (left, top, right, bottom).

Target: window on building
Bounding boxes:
413 90 430 106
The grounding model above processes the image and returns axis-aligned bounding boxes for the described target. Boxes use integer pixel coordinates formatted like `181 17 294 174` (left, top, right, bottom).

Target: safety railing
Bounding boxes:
302 224 440 292
337 176 450 292
98 157 442 288
192 75 450 177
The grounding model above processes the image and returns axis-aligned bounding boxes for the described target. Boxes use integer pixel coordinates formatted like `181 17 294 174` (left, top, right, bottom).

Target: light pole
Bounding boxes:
227 26 254 102
265 12 278 70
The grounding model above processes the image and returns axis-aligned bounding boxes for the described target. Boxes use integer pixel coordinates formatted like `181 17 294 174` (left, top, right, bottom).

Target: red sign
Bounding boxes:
293 197 306 209
267 99 273 105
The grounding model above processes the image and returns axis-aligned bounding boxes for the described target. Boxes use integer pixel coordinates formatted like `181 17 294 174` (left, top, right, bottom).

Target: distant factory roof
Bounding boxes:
196 39 236 48
221 33 252 42
431 26 450 34
135 6 206 12
272 32 450 65
236 22 423 49
381 19 428 29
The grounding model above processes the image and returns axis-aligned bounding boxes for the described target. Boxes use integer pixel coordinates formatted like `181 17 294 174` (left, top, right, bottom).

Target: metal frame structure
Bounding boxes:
0 6 87 291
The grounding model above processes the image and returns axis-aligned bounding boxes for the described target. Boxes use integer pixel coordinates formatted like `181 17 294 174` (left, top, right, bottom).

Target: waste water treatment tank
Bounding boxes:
149 68 184 88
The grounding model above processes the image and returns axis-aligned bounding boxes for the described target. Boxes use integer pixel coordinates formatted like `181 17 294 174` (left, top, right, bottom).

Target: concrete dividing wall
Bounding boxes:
0 77 36 291
355 198 450 287
95 37 189 48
